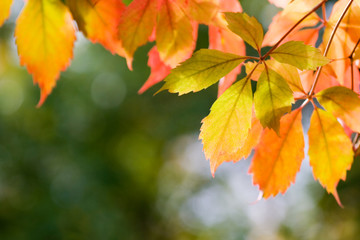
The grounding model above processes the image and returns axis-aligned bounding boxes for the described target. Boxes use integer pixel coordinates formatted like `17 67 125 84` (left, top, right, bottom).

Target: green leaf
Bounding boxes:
270 41 330 70
200 78 253 175
224 12 264 51
158 49 246 95
254 68 294 133
317 86 360 132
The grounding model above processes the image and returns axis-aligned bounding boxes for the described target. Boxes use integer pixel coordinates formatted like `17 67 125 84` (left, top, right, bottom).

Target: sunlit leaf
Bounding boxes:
317 86 360 132
158 49 246 95
224 12 264 51
271 41 330 70
254 68 294 133
308 108 354 206
200 78 252 175
249 109 304 198
66 0 125 55
15 0 76 106
0 0 13 26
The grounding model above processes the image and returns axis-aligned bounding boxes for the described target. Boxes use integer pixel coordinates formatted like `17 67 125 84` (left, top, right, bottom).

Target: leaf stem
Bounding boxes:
262 0 328 60
308 0 354 96
349 39 360 91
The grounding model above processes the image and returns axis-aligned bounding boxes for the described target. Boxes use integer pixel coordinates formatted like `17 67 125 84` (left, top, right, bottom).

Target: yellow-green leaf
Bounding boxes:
159 49 246 95
0 0 13 26
317 86 360 132
200 78 252 175
270 41 330 70
224 12 264 51
254 68 294 133
249 109 304 198
308 108 354 206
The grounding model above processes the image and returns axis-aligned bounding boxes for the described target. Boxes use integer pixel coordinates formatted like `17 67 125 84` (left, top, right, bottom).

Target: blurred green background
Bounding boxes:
0 0 360 239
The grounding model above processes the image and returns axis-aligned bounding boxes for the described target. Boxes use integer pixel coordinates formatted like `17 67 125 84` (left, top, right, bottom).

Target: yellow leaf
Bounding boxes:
254 68 294 133
308 108 354 206
66 0 126 55
249 109 304 198
200 78 252 175
224 12 264 51
317 86 360 133
0 0 13 26
15 0 76 106
159 49 246 95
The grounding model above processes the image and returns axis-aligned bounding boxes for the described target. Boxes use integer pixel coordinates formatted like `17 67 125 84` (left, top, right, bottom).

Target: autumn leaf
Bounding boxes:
158 49 246 95
15 0 76 106
268 0 290 8
271 41 330 70
118 0 157 68
224 12 264 52
317 86 360 133
308 107 354 206
249 109 304 198
0 0 13 26
254 68 294 133
139 47 171 94
185 0 219 24
200 78 252 175
156 0 196 67
66 0 125 55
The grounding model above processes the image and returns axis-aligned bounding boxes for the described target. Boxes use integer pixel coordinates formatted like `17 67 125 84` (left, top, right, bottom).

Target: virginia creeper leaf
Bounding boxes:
66 0 125 55
224 12 264 51
308 108 354 206
185 0 219 24
200 78 252 175
270 41 330 70
139 47 171 94
0 0 13 26
249 109 304 198
15 0 76 106
118 0 157 68
254 68 294 133
156 0 196 67
158 49 246 95
317 86 360 133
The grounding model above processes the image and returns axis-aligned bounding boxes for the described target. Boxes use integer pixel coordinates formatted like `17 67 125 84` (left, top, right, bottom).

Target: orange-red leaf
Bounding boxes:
249 109 304 198
308 108 354 206
118 0 158 68
156 0 196 67
15 0 76 106
139 47 171 93
0 0 13 26
67 0 126 55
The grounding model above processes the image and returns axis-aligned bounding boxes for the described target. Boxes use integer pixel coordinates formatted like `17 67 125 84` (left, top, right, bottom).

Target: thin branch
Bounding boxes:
308 0 354 97
262 0 328 60
349 39 360 91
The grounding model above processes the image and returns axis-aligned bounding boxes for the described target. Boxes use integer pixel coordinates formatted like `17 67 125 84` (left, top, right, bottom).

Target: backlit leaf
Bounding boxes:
317 86 360 132
200 78 252 175
249 109 304 198
156 0 196 67
224 12 264 51
0 0 13 26
118 0 157 67
271 41 330 70
308 108 354 205
66 0 125 55
254 68 294 133
158 49 246 95
15 0 76 106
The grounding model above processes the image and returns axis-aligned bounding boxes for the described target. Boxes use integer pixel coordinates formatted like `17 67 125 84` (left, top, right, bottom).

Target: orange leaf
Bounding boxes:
118 0 158 68
15 0 76 106
67 0 126 55
156 0 197 67
139 47 171 94
185 0 219 24
0 0 13 26
268 0 290 8
308 108 354 206
249 109 304 198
